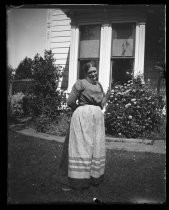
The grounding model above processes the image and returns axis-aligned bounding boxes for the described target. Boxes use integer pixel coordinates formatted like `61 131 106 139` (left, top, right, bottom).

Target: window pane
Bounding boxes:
112 59 134 85
78 60 99 79
111 23 135 57
79 25 101 58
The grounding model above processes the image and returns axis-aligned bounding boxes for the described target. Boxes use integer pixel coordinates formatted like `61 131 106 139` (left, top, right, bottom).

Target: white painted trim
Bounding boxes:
99 24 112 93
134 23 140 77
67 25 79 92
138 23 145 79
134 23 146 81
46 9 51 50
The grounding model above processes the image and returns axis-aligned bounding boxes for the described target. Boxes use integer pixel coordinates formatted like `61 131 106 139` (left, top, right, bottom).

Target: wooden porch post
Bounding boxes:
99 23 112 93
134 22 146 81
67 24 79 92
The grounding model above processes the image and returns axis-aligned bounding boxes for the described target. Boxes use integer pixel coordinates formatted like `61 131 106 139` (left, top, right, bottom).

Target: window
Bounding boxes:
111 23 136 86
78 25 101 79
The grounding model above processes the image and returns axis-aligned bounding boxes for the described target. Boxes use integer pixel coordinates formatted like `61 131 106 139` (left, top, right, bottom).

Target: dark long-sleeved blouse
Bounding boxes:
67 79 105 109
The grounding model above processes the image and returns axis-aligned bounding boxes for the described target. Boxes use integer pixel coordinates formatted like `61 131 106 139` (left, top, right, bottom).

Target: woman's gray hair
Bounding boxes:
83 62 94 76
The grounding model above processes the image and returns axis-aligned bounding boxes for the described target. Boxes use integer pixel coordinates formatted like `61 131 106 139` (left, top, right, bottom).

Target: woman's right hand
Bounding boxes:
106 87 111 99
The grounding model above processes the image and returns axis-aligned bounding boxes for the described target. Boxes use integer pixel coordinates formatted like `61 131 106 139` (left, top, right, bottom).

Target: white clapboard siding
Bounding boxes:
51 19 71 26
52 15 71 23
53 53 69 60
50 25 71 31
51 30 71 37
53 58 68 65
52 47 70 54
50 42 70 48
51 36 70 42
52 9 66 16
48 9 71 89
52 15 70 21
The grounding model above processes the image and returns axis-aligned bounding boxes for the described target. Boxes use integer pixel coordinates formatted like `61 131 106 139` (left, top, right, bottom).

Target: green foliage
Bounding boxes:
32 50 61 98
14 57 33 80
47 113 71 136
34 114 51 133
105 77 165 139
10 92 25 117
7 65 15 118
12 79 34 95
7 65 15 84
31 91 67 118
153 62 166 95
35 112 71 136
30 50 64 117
154 63 166 80
28 49 69 134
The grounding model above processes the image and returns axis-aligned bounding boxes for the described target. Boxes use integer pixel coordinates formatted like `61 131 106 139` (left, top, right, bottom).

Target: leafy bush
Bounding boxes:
34 114 51 133
35 112 71 136
30 90 67 118
105 77 165 139
30 50 64 117
32 50 61 99
10 92 25 117
12 79 34 95
28 49 70 134
46 113 71 136
14 57 33 80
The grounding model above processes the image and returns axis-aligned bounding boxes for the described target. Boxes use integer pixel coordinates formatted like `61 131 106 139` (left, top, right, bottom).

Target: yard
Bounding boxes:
8 130 166 204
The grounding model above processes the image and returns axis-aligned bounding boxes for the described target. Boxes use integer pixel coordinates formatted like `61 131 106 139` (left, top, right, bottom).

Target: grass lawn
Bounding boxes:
7 130 166 204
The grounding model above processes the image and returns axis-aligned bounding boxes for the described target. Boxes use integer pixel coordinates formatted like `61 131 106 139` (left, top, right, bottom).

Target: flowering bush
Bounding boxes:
105 77 165 139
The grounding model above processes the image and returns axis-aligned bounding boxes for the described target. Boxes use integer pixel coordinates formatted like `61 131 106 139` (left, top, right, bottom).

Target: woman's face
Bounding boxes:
87 67 98 81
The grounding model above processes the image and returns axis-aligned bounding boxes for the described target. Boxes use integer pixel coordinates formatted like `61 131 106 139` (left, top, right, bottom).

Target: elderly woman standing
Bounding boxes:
60 62 111 191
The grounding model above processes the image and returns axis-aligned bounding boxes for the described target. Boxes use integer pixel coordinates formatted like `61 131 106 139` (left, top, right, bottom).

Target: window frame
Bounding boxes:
77 24 101 80
110 22 137 85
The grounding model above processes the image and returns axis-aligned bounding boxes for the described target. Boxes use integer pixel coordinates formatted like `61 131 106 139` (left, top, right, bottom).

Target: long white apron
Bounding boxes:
68 105 106 180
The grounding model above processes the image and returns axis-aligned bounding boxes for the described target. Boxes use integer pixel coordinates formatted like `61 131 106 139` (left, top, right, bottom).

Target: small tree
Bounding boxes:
31 50 64 118
14 57 33 80
32 50 60 98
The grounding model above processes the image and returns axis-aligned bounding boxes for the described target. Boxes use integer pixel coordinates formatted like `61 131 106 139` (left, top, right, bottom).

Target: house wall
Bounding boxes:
47 6 165 95
65 6 146 92
46 9 71 89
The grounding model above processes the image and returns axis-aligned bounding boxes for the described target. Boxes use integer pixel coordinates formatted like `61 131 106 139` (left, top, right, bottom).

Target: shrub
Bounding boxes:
29 50 71 134
32 50 61 99
105 77 165 139
14 57 33 80
46 112 71 136
30 50 64 117
34 114 51 133
12 79 34 95
31 90 67 118
10 92 25 117
35 112 71 136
